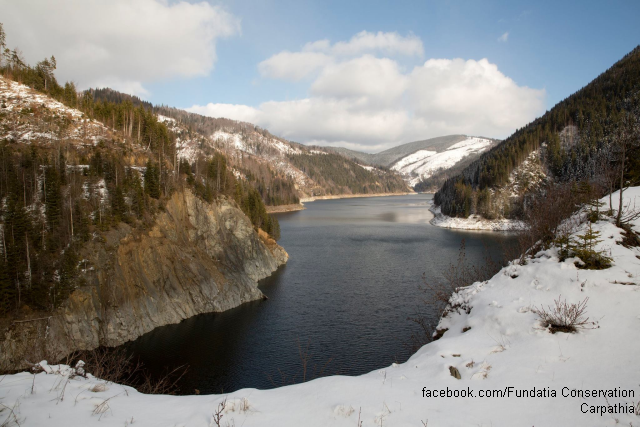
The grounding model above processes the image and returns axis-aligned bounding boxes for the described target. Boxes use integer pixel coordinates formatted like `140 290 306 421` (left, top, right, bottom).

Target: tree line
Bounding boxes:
0 22 281 315
435 46 640 218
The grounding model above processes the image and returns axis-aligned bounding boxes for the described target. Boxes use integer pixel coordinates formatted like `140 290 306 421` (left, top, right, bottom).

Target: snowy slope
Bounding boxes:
2 188 640 426
159 114 313 190
0 77 111 146
392 137 495 187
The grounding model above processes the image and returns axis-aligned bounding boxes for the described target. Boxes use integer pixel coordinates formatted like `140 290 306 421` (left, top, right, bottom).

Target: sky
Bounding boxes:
2 0 640 152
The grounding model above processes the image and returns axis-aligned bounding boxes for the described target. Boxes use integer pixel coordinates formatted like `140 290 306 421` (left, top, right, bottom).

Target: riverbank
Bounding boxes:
265 203 306 213
429 204 525 231
300 191 415 203
3 188 639 426
265 192 416 213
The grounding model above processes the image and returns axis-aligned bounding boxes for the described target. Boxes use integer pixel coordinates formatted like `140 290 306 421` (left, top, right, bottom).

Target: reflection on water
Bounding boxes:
123 194 515 394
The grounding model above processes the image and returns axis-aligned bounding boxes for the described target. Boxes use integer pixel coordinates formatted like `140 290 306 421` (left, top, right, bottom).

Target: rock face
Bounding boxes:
0 190 288 370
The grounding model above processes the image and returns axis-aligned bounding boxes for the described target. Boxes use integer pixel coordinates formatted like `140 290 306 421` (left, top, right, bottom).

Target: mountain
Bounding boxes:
328 135 499 189
0 73 291 368
434 46 640 219
149 106 410 201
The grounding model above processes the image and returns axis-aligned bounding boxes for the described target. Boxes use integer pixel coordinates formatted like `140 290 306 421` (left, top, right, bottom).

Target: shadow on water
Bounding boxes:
121 194 516 394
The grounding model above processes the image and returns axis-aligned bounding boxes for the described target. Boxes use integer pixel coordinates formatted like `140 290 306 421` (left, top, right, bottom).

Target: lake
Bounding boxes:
123 194 515 394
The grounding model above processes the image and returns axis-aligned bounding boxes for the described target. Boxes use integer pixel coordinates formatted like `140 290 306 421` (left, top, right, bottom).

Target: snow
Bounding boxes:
0 77 109 145
157 115 176 124
391 137 494 186
429 204 526 231
2 188 640 426
357 164 375 171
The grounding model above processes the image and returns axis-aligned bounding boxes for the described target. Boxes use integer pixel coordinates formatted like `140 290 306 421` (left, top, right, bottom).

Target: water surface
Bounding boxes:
125 194 514 394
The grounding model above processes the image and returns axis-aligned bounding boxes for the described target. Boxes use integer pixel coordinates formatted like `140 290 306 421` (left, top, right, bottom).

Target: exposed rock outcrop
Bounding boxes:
0 190 287 369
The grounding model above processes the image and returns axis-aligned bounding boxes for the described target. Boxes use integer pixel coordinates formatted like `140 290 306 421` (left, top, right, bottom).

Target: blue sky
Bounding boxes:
4 0 640 151
160 0 639 109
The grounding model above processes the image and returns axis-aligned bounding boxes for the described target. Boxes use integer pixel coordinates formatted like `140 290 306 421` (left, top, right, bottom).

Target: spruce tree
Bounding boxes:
144 161 160 199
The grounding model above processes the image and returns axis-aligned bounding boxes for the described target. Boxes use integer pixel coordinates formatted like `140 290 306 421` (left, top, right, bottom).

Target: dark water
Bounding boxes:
123 194 515 394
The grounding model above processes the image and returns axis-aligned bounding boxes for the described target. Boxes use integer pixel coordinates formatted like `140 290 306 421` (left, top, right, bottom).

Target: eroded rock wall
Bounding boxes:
0 190 287 369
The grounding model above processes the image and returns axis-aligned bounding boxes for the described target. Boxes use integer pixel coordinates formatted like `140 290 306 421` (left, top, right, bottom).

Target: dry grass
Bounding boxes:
531 296 593 334
64 347 187 395
407 239 503 353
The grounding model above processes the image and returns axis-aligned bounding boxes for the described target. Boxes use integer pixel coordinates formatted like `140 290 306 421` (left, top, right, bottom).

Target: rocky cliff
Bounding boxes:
0 190 287 370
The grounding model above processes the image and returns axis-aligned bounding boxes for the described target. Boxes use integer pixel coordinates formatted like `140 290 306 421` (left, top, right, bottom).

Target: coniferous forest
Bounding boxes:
434 47 640 218
0 23 281 316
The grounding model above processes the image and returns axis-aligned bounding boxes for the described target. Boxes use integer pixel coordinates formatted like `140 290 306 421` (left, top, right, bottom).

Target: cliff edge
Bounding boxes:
0 190 287 369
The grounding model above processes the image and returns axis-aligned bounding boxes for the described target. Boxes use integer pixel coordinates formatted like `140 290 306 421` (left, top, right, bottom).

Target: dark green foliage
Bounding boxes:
435 46 640 218
144 161 160 199
0 23 286 317
570 222 612 269
44 161 62 227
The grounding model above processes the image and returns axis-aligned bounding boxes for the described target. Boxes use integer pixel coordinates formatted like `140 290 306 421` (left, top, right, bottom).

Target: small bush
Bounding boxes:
531 296 592 333
569 222 612 269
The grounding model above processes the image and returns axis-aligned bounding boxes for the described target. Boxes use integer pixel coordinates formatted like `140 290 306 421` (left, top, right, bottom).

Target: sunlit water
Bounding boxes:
122 194 515 394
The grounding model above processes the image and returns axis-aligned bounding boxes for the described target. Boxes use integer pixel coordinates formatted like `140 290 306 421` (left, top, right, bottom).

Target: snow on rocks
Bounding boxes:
429 204 526 231
2 191 639 425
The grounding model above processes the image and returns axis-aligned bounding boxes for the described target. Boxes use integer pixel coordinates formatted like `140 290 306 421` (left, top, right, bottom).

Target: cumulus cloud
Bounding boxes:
310 55 408 101
188 103 262 124
0 0 240 96
498 32 509 42
408 58 545 137
310 30 424 57
258 51 332 81
259 31 422 81
193 32 545 151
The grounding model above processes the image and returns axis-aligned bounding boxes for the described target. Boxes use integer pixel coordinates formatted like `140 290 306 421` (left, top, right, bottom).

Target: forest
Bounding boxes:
0 23 280 316
434 46 640 218
288 153 408 195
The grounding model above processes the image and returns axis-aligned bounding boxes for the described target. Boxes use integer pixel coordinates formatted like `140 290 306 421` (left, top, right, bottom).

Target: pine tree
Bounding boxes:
144 161 160 199
44 164 61 228
570 222 612 269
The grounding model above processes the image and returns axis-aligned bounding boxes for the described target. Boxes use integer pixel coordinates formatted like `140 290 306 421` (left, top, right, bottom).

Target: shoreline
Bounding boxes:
266 203 306 213
266 191 416 213
299 191 415 203
429 203 525 232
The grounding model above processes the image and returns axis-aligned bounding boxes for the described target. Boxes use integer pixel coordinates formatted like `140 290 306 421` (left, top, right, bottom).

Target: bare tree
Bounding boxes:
615 114 639 227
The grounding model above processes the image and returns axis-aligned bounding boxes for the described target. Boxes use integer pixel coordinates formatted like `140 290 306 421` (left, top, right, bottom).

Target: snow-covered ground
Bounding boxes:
429 204 525 231
0 77 109 145
392 137 495 187
2 188 640 426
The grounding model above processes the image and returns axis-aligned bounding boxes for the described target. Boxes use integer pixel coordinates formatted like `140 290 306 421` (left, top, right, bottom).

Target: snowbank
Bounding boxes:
2 189 640 426
429 204 525 231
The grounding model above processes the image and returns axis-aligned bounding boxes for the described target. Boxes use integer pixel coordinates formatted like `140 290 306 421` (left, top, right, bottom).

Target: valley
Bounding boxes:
1 8 640 427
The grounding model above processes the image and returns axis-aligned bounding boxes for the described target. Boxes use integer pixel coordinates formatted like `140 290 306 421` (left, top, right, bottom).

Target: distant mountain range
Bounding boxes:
327 135 499 189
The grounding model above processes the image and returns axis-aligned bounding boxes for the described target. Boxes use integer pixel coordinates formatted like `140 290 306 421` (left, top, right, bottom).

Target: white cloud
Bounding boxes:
195 31 545 152
188 103 262 124
260 31 423 81
310 55 408 101
408 58 545 137
498 32 509 42
310 31 424 57
0 0 240 96
258 51 332 81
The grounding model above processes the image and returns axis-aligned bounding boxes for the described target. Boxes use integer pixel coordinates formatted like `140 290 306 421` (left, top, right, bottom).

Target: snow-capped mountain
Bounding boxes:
391 137 495 186
329 135 498 189
155 108 409 199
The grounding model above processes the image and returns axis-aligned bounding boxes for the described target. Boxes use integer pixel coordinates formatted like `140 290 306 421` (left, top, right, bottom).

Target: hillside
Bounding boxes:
329 135 498 189
434 46 640 219
0 58 287 366
3 187 639 426
151 106 410 200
